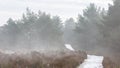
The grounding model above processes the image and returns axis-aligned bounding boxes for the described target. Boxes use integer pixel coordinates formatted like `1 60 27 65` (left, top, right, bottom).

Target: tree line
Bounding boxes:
0 0 120 53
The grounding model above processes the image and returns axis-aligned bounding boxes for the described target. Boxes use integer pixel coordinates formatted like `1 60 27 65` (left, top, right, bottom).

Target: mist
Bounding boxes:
0 0 120 65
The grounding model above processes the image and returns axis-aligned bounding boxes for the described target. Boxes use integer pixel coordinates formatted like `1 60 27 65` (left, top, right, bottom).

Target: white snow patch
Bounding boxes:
77 55 104 68
64 44 75 51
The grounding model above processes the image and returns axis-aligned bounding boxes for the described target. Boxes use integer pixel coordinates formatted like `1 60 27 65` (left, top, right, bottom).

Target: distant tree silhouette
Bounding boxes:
74 4 104 51
0 8 64 50
102 0 120 52
63 18 76 44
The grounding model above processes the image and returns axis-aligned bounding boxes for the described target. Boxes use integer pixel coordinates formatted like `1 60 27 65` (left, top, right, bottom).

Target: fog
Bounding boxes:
0 0 120 63
0 0 112 26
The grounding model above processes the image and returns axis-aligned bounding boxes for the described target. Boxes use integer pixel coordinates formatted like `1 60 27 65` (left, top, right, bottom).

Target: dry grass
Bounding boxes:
0 50 87 68
0 50 118 68
102 57 120 68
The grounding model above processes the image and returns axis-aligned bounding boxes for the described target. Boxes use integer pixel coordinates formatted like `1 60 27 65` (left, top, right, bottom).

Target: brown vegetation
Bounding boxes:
102 57 118 68
0 50 87 68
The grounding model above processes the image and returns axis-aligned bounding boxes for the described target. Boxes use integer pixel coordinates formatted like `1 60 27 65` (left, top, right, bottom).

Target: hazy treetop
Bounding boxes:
0 0 112 26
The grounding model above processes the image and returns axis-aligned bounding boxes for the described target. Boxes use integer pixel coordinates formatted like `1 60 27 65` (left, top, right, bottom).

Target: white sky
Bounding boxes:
0 0 112 26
